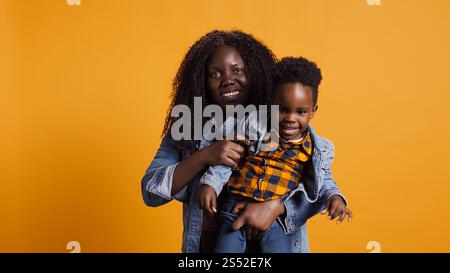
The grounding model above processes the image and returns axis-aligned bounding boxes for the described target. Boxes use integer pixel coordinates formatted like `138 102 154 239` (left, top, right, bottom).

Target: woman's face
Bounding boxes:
206 45 250 108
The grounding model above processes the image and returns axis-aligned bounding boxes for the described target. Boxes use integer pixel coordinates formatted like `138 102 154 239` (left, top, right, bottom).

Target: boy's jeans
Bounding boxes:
215 195 293 253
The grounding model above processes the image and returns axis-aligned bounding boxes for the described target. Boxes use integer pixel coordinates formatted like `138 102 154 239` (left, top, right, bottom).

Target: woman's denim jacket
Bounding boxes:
141 125 347 253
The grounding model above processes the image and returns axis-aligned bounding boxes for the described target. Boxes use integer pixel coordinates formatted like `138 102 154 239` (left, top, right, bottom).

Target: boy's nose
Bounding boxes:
283 113 296 122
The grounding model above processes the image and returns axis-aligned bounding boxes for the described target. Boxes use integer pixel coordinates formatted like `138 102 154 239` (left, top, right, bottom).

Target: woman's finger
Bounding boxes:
222 157 238 168
233 139 251 148
228 141 245 155
232 202 246 214
231 213 246 231
227 150 242 162
245 227 254 240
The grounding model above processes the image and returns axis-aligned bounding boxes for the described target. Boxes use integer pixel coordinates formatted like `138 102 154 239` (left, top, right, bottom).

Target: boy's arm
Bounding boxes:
278 141 351 232
199 165 232 197
319 141 348 206
318 141 352 223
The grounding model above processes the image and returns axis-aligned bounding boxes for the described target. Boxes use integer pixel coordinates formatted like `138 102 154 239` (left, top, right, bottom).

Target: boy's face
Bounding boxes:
275 82 318 140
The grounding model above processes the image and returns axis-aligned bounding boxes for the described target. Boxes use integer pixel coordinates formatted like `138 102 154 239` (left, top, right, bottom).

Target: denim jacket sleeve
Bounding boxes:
141 134 189 207
278 140 348 234
317 141 348 206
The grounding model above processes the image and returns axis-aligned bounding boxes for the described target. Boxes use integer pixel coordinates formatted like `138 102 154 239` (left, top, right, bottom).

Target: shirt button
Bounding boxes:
295 240 301 248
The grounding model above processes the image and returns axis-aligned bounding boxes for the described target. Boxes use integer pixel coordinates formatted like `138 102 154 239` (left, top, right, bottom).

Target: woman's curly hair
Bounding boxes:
162 30 277 149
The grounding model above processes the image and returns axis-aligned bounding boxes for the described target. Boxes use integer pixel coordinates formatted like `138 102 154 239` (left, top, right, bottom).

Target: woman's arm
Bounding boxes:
142 134 246 206
170 148 209 196
171 140 245 196
141 134 186 207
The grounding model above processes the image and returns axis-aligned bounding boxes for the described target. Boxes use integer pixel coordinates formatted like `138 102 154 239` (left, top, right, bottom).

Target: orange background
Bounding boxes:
1 0 450 252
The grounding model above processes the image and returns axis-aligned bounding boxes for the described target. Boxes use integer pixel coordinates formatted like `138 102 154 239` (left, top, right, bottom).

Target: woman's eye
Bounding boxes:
210 72 221 78
233 68 242 74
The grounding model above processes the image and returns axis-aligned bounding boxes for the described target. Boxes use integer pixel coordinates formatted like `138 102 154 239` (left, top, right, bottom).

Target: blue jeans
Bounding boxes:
214 196 293 253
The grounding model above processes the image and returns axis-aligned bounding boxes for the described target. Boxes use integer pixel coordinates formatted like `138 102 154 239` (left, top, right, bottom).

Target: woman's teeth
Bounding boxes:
221 91 240 97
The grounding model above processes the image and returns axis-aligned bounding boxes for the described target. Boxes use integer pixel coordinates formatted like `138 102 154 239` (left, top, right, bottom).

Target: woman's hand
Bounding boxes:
321 195 353 224
200 140 248 169
172 139 248 196
230 198 285 240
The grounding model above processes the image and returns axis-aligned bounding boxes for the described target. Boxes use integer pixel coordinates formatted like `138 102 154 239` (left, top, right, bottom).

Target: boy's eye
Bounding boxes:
297 110 308 115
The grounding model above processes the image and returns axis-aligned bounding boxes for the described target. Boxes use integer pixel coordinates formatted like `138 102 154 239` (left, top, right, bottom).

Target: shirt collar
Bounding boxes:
280 129 313 155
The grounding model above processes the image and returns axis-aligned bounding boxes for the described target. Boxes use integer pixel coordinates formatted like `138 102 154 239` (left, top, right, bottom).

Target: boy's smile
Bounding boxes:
275 82 318 140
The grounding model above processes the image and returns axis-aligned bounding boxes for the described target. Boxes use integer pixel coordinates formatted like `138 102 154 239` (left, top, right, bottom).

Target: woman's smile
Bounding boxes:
219 88 241 101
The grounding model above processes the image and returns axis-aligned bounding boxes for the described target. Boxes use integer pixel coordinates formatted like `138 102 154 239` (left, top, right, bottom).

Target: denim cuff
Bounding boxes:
198 175 224 197
325 192 348 207
278 195 296 234
146 163 188 202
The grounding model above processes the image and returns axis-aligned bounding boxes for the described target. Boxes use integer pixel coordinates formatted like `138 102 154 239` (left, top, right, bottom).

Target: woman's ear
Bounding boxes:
310 104 318 119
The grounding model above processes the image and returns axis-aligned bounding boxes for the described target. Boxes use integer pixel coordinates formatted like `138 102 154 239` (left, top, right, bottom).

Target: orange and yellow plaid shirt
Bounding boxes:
226 131 313 201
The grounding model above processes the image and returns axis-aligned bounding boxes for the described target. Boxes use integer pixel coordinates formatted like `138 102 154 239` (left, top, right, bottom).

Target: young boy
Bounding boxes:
198 57 352 253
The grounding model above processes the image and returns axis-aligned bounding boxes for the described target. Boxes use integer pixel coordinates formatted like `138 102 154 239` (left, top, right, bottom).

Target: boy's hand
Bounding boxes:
198 185 218 215
321 195 353 224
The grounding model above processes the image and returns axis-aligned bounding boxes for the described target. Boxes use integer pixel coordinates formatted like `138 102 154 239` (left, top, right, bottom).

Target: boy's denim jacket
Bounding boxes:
141 125 347 253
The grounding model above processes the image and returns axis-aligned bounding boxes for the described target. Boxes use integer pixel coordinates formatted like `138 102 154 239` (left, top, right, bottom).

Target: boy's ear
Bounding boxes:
310 104 318 119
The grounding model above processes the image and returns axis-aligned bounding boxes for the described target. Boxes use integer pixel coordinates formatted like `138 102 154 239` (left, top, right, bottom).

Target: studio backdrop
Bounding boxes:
1 0 450 252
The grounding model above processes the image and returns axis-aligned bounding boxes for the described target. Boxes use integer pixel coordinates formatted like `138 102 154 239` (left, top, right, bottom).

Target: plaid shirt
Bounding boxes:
226 130 313 201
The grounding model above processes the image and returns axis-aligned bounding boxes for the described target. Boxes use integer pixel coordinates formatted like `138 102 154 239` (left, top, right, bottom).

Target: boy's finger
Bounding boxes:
203 201 210 212
323 199 333 215
337 211 346 224
328 205 337 219
348 210 353 222
321 208 327 214
210 196 217 213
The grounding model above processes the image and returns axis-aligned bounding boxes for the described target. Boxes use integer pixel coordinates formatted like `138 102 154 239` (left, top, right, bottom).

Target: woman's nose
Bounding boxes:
221 72 236 86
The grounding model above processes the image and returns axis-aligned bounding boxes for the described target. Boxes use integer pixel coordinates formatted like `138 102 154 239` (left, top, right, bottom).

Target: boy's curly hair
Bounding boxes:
274 57 322 105
162 30 277 145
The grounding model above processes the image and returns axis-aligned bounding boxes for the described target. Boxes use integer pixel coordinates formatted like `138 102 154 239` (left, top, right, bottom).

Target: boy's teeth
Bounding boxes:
282 127 297 134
